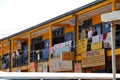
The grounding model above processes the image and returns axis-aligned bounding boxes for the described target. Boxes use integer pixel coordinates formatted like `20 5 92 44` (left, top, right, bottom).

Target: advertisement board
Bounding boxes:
37 62 48 72
74 62 81 72
91 42 102 50
49 57 73 72
62 52 74 60
77 38 88 54
82 49 105 68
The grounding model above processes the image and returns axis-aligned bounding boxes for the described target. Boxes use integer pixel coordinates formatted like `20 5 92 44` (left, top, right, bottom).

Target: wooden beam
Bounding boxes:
15 38 28 41
52 23 70 27
28 32 31 72
10 38 14 72
49 25 52 60
116 0 120 3
76 0 112 15
112 0 116 11
0 42 3 70
13 33 28 40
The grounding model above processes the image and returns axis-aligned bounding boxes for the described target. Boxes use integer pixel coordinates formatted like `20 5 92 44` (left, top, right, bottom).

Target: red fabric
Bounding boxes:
103 33 107 40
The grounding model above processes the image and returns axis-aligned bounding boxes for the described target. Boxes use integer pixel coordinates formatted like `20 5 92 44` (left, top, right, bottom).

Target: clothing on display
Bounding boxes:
88 30 92 39
104 22 111 34
80 29 86 39
92 35 100 43
53 40 72 57
94 24 102 35
104 32 111 48
99 34 103 42
44 39 49 48
64 32 73 41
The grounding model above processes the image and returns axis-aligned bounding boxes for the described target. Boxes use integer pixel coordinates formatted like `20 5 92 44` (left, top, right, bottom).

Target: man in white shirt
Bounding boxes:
87 28 92 39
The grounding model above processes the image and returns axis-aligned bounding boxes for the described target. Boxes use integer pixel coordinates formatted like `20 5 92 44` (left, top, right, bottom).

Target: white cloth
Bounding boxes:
16 50 20 57
88 30 92 39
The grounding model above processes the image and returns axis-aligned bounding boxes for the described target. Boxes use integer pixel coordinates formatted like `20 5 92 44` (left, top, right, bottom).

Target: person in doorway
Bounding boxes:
87 27 92 40
92 27 98 36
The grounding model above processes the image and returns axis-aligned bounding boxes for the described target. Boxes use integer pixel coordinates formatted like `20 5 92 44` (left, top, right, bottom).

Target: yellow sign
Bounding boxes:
82 49 105 68
91 42 102 50
62 52 74 60
77 38 88 54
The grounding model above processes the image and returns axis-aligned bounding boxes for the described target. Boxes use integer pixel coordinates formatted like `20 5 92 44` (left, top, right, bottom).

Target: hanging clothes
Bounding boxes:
64 32 72 41
80 29 86 39
95 24 102 35
104 22 111 34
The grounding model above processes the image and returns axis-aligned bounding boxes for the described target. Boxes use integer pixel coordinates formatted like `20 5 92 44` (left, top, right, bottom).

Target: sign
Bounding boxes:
92 35 100 43
37 62 48 72
77 38 88 54
49 57 73 72
101 10 120 22
82 49 105 68
30 62 36 72
16 69 21 72
43 62 48 72
53 40 72 57
74 62 81 72
61 52 74 60
91 42 102 50
37 64 43 72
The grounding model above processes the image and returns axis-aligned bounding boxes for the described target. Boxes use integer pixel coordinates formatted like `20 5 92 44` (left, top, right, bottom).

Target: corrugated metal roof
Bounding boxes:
0 0 105 41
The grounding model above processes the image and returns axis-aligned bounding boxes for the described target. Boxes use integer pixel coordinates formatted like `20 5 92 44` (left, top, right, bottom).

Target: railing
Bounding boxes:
0 73 120 80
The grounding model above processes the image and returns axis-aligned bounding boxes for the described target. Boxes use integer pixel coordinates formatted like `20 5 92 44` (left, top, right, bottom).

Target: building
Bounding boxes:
0 0 120 73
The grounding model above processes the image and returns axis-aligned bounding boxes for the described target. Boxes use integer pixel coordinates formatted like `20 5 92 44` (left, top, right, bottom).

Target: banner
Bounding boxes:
77 38 88 54
92 35 100 43
91 42 102 50
53 40 72 57
42 62 48 72
74 62 81 72
30 62 36 72
49 57 73 72
37 62 48 72
104 32 111 48
61 52 74 60
37 64 43 72
82 49 105 68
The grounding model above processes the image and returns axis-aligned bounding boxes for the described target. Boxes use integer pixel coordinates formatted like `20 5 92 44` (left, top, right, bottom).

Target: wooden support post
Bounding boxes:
49 25 52 60
0 42 3 71
10 38 14 72
28 32 31 72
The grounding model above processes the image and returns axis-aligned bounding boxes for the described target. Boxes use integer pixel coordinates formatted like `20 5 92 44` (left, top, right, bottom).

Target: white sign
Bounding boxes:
101 10 120 22
49 58 73 72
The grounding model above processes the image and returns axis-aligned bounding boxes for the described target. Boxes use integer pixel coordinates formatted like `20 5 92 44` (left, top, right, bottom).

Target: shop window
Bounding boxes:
52 28 64 45
116 24 120 48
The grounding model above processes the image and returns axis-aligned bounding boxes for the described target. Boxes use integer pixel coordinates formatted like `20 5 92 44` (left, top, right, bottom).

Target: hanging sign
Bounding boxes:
104 32 111 48
77 38 88 54
49 57 73 72
61 52 74 60
82 49 105 68
74 62 81 72
91 42 102 50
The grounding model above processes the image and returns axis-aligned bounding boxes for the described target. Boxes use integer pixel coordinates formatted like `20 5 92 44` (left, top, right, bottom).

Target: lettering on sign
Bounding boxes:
82 49 105 68
77 38 88 54
49 57 73 72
